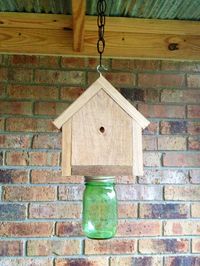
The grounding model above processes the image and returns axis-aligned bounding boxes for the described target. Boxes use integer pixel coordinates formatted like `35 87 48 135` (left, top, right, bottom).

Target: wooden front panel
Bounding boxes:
71 89 132 170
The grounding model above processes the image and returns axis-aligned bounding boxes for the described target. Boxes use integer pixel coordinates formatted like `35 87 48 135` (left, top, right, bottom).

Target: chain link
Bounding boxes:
97 0 106 67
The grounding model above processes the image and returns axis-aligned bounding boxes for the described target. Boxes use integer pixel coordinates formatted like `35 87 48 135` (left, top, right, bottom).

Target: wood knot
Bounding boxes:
168 43 179 51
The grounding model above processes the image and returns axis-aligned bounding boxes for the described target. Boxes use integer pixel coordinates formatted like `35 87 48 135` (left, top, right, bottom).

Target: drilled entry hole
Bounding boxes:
99 126 105 133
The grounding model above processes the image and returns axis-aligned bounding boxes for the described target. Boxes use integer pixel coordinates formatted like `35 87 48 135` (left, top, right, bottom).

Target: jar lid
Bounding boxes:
84 176 115 182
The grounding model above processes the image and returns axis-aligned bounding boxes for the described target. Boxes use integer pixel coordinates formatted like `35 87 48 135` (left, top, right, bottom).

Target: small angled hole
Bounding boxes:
99 126 105 133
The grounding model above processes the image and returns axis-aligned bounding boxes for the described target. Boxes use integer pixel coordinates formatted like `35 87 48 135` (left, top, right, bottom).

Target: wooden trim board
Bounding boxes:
1 12 200 60
62 121 72 176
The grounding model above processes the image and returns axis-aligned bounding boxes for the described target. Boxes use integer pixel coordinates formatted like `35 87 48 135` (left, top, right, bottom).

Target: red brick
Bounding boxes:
60 86 85 101
0 222 53 237
29 202 81 219
160 121 187 134
34 101 70 116
115 175 136 184
190 169 200 183
110 256 162 266
32 134 61 149
191 203 200 217
138 73 185 88
6 151 28 166
163 152 200 167
139 239 189 254
112 59 131 70
121 88 160 103
143 121 159 135
188 137 200 150
0 55 8 65
0 118 4 130
0 258 52 266
161 89 200 103
133 59 160 70
55 258 109 266
59 184 84 200
116 185 162 200
10 55 38 66
0 101 32 115
140 203 189 219
87 58 110 69
61 57 86 68
112 59 160 71
187 74 200 88
0 240 23 256
187 121 200 135
56 221 83 237
6 118 58 132
85 239 136 255
143 152 161 166
39 56 60 68
0 203 26 220
160 256 200 266
0 67 8 81
31 170 83 184
0 170 28 183
161 60 181 71
0 151 3 165
164 220 200 236
158 136 186 150
0 134 31 148
0 83 5 97
8 68 33 82
138 104 185 118
6 151 60 166
118 202 137 218
187 105 200 118
3 186 56 201
139 169 189 184
162 61 200 72
88 72 136 86
117 220 161 236
7 84 59 100
165 185 200 200
27 239 81 256
143 136 157 150
192 239 200 253
35 69 85 85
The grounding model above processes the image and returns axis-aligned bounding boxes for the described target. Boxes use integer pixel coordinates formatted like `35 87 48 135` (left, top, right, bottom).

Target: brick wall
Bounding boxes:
0 55 200 266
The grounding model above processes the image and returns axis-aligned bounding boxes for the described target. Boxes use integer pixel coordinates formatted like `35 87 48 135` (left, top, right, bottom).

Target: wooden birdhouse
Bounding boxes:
53 74 150 177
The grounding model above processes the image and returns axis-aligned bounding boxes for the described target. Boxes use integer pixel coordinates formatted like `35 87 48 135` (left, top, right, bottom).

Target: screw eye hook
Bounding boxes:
97 64 108 76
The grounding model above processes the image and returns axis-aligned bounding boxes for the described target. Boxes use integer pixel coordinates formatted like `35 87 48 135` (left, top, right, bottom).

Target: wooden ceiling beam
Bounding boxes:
1 12 200 60
72 0 86 52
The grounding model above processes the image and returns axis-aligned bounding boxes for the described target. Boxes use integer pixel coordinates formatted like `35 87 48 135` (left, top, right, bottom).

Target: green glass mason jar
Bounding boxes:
82 176 118 239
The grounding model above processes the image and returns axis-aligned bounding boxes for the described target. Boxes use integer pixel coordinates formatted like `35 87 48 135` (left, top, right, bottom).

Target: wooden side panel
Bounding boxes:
71 89 132 173
132 121 143 176
62 120 72 176
72 0 86 52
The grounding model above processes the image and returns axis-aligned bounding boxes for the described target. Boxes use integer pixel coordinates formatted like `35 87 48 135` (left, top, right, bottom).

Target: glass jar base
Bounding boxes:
84 230 116 239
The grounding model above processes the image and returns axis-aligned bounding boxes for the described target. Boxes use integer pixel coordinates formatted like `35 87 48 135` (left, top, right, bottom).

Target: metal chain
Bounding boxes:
97 0 106 67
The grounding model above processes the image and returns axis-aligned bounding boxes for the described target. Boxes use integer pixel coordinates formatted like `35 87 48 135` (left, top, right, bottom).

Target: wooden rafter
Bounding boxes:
1 12 200 60
72 0 86 52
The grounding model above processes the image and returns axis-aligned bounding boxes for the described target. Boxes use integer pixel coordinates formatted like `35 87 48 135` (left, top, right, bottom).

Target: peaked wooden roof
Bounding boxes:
53 74 150 129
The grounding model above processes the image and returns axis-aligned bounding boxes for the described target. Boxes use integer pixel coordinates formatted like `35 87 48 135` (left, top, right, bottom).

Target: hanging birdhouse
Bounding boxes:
53 74 150 177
